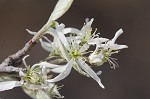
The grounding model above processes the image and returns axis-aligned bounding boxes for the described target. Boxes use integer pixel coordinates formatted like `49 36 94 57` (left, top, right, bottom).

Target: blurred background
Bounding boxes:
0 0 150 99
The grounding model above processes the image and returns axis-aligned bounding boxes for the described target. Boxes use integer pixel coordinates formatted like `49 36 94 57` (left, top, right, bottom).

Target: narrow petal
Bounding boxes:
63 28 80 34
54 24 70 50
73 62 89 77
81 18 94 32
111 44 128 50
22 55 30 68
90 57 102 63
111 29 123 43
25 84 48 90
39 39 53 52
105 43 128 50
47 28 57 37
0 81 21 91
48 83 55 88
33 62 60 69
96 71 102 76
57 31 70 50
47 59 73 83
19 71 26 77
51 65 67 73
56 23 65 32
76 58 105 88
57 37 70 61
88 38 109 45
26 29 37 35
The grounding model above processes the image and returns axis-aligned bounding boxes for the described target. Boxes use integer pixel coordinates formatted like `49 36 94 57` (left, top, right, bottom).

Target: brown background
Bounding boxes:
0 0 150 99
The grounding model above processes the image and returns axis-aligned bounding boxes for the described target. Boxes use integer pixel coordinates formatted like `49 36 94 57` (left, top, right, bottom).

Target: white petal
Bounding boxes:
73 62 89 77
63 28 80 34
47 28 57 37
48 83 55 88
56 23 65 32
88 38 109 45
25 84 48 90
51 65 67 73
47 59 73 83
22 55 30 68
35 62 60 69
26 29 37 35
53 37 59 48
41 66 47 78
57 37 70 61
19 71 26 77
111 29 123 43
76 58 105 88
39 39 53 52
57 31 70 50
0 81 21 91
89 52 103 64
105 43 128 50
81 18 94 32
111 44 128 50
90 57 102 63
96 71 102 76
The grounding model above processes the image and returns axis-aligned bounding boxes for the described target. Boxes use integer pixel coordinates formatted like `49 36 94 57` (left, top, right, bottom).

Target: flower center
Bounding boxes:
22 67 44 84
70 49 81 58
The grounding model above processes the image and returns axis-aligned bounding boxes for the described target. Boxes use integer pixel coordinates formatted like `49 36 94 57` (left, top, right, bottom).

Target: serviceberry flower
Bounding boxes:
44 20 105 89
89 29 128 68
0 56 64 99
27 19 128 89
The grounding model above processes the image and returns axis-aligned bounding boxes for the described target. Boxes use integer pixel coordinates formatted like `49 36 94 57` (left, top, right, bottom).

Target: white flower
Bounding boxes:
0 61 64 99
61 18 95 45
45 35 105 88
89 29 128 68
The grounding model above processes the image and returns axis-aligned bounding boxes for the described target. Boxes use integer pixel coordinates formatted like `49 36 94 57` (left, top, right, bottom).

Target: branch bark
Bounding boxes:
0 27 47 72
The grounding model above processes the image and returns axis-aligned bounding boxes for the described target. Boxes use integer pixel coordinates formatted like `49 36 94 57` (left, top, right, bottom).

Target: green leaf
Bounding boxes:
46 0 74 27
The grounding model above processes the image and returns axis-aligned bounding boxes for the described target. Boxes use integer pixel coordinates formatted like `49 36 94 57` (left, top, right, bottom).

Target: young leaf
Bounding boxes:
46 0 74 27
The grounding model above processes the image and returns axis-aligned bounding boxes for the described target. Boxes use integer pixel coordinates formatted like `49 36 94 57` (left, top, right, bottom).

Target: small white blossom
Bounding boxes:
0 60 64 99
89 29 128 68
45 23 105 88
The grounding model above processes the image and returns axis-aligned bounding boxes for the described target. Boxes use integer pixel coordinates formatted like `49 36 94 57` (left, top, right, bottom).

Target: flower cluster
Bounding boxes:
0 0 128 98
28 18 128 89
0 18 127 99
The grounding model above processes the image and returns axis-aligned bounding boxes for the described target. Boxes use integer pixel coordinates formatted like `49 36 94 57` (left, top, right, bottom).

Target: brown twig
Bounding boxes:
0 26 48 72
